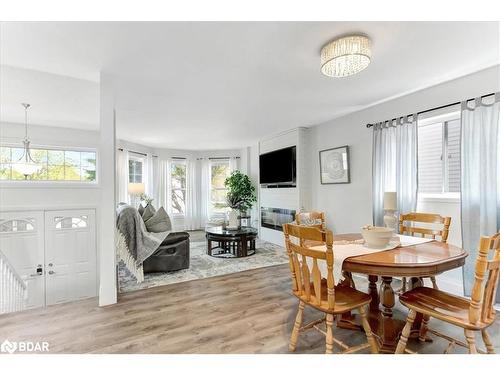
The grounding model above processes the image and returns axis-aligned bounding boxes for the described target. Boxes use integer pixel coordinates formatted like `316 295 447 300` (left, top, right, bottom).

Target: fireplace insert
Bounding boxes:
261 207 296 232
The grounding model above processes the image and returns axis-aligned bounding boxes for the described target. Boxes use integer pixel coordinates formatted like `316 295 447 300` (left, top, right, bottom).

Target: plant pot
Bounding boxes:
227 209 240 230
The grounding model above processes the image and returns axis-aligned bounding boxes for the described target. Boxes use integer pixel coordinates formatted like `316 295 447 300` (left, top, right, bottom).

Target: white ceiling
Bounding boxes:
1 22 499 150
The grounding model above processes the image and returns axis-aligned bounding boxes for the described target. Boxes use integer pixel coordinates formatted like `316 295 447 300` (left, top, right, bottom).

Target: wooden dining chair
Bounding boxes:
396 232 500 354
283 223 379 354
295 211 326 230
399 212 452 290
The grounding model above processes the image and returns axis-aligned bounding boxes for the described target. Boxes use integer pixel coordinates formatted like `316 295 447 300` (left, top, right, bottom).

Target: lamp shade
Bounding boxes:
383 192 397 210
128 182 145 196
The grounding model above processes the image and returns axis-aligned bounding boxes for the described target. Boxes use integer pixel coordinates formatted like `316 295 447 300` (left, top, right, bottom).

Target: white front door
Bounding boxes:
44 209 97 305
0 211 45 309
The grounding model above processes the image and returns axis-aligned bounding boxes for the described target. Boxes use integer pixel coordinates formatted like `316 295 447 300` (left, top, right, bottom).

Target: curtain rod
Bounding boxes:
365 92 496 129
196 156 241 160
117 148 158 158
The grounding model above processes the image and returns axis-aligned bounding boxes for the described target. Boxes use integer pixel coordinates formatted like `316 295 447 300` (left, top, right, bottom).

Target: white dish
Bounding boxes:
361 226 394 248
362 238 400 251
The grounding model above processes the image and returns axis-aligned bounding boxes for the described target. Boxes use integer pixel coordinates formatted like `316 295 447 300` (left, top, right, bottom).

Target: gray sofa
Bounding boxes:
143 231 190 273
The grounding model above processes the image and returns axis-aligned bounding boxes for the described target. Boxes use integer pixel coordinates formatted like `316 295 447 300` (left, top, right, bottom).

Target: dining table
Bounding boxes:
320 233 468 353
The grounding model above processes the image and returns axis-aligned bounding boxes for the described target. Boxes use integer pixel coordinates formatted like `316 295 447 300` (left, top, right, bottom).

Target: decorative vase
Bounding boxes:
227 209 240 230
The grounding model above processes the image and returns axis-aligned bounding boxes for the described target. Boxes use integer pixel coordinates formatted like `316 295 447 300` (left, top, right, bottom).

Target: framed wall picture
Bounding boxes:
319 145 350 184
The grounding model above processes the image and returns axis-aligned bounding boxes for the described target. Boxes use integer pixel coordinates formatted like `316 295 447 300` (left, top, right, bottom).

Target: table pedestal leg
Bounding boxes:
376 276 405 353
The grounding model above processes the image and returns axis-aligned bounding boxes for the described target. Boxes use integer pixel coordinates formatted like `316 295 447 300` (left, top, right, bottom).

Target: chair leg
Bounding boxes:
325 313 334 354
430 276 439 290
289 301 304 352
481 329 495 354
464 329 478 354
359 305 378 353
395 309 417 354
401 277 407 293
418 314 430 342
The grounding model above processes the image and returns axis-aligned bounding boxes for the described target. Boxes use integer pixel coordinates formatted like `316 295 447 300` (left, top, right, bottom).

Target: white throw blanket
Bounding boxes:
308 234 434 283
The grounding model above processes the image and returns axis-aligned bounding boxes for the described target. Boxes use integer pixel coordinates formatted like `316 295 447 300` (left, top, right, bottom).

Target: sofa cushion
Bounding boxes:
161 232 190 246
145 207 172 233
142 204 156 222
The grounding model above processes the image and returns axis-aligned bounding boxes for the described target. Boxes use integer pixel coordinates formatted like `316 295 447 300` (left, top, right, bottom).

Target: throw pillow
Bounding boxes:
142 204 156 222
145 207 172 233
138 204 145 216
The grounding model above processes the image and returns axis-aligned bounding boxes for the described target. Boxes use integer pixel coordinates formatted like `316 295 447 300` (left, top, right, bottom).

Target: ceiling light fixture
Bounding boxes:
12 103 42 177
320 34 371 78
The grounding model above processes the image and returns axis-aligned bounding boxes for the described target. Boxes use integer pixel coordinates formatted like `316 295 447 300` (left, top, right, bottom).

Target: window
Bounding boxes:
0 146 97 182
418 114 460 194
128 156 144 183
210 160 231 215
169 160 186 215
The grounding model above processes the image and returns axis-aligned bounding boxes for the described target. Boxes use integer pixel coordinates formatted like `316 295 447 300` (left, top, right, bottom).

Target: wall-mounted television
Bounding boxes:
259 146 296 187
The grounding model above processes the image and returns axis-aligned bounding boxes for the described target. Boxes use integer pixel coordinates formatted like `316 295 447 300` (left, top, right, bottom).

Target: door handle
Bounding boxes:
30 265 43 277
48 271 55 275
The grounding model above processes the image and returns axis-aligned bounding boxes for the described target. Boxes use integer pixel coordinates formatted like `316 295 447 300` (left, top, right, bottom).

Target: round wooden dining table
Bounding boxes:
335 233 468 353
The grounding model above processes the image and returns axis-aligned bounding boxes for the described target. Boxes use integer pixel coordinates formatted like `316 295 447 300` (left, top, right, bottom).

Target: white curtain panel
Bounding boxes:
372 115 418 227
199 158 211 226
229 156 239 172
461 94 500 297
184 159 200 230
116 149 129 204
158 160 168 210
145 154 160 204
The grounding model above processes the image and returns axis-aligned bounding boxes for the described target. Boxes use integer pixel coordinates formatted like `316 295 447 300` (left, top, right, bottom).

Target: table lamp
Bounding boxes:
128 183 145 207
383 191 397 229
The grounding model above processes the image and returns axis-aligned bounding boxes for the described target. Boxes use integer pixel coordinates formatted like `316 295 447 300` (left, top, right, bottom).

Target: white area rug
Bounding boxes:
118 238 288 293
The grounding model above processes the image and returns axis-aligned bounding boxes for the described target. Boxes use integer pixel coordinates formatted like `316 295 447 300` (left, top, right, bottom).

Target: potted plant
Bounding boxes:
225 170 257 229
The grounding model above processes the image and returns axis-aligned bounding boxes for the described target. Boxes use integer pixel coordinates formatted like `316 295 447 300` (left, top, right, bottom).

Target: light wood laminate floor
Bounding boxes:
0 264 498 354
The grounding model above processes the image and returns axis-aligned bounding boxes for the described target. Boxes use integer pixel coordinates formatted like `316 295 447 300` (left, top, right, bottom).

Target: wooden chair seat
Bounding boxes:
294 279 371 314
399 287 489 330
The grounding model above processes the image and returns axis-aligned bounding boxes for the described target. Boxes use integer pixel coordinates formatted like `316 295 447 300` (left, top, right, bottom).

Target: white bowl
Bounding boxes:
361 226 394 249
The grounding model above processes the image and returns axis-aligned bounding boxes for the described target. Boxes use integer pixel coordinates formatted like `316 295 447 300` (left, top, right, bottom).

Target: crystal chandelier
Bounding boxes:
12 103 42 177
320 35 371 78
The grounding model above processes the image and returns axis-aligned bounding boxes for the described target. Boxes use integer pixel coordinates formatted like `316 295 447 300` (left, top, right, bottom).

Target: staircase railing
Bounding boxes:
0 249 27 314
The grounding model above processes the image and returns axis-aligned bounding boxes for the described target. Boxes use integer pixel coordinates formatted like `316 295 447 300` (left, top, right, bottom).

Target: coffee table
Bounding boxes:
205 226 258 258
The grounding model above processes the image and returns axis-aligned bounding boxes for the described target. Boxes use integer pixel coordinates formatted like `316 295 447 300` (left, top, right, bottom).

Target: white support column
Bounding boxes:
98 73 117 306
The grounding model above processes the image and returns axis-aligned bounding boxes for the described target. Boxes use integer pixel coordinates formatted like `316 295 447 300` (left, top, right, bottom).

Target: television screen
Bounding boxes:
259 146 296 185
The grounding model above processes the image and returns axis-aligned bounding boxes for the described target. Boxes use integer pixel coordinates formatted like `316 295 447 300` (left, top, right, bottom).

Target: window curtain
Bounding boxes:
184 159 200 230
372 115 418 227
158 160 168 210
461 94 500 297
116 149 129 204
146 154 160 206
229 156 239 173
199 158 211 226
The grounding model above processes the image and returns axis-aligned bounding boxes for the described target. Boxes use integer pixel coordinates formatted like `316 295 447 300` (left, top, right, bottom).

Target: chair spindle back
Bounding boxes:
469 232 500 325
399 212 451 242
295 211 326 231
283 223 334 310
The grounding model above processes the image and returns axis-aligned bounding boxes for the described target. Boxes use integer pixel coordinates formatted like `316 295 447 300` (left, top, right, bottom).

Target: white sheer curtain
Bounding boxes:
199 158 211 226
461 94 500 297
158 159 168 210
229 156 239 173
146 154 160 206
116 149 129 204
372 115 418 227
184 159 200 230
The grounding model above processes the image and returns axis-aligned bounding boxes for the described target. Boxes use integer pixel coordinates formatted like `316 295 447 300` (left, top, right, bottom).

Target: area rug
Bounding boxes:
118 238 288 293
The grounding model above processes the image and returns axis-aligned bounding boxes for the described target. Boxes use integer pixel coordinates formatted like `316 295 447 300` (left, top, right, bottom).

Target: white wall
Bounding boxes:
308 65 500 293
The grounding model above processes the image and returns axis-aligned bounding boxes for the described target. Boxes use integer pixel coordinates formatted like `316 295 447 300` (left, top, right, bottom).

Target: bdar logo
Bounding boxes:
1 339 17 354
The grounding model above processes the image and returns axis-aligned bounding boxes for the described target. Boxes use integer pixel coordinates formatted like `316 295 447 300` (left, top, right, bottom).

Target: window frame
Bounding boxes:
168 159 187 217
0 143 99 187
128 154 145 184
417 111 461 200
209 159 231 216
